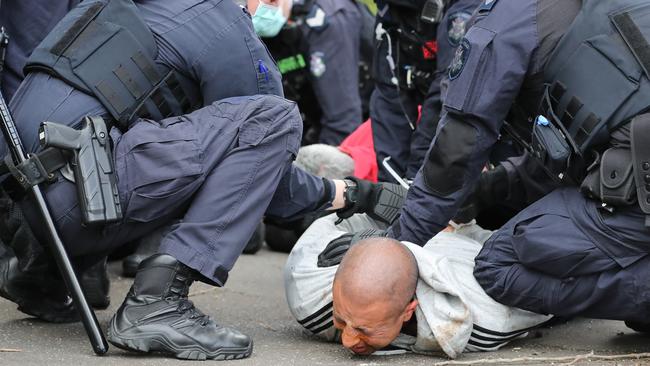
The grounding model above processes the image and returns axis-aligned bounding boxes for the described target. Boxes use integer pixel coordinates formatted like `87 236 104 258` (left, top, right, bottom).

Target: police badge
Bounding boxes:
449 38 470 80
447 11 472 47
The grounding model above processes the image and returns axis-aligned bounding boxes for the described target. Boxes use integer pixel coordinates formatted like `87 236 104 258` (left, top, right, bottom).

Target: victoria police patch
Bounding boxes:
449 38 470 80
447 11 472 47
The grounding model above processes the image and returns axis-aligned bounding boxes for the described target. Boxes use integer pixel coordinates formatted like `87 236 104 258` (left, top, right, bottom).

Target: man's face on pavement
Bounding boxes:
332 281 416 355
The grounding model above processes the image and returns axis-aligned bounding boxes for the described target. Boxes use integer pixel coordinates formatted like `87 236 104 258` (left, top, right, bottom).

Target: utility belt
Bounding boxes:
580 114 650 225
532 85 650 223
506 93 650 224
1 116 122 225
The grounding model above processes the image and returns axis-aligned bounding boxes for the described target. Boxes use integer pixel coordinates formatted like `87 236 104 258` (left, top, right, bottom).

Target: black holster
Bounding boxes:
39 116 122 225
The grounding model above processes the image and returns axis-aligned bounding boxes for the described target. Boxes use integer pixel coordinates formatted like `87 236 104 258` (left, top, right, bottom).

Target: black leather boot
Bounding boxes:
80 257 110 309
122 229 164 278
242 222 264 254
625 320 650 333
0 253 79 323
108 254 253 360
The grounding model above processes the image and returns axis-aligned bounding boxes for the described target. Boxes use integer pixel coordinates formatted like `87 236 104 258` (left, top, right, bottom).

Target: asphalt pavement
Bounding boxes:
1 247 650 366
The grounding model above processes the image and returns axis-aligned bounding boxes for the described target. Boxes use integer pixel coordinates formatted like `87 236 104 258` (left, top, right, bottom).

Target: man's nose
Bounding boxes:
341 327 360 349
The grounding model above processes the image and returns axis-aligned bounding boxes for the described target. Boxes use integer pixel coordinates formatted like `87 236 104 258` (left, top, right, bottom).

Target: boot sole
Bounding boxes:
107 318 253 360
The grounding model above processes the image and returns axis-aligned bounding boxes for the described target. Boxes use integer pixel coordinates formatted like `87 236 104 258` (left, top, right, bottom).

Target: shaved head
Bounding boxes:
335 238 418 312
331 238 419 354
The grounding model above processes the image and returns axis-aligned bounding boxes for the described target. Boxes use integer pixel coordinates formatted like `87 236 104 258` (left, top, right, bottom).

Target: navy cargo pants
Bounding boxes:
20 95 302 286
474 187 650 322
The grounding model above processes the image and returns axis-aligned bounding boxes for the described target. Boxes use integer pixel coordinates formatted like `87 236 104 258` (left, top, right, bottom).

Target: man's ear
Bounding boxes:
401 299 419 323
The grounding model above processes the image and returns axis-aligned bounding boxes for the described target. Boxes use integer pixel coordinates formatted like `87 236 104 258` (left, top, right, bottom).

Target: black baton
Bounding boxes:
0 29 108 356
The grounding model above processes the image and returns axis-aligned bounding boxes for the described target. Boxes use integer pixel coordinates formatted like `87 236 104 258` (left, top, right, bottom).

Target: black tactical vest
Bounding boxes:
24 0 193 130
542 0 650 155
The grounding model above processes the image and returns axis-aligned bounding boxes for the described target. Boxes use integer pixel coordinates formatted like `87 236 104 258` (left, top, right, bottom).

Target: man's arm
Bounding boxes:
390 0 539 245
406 0 482 179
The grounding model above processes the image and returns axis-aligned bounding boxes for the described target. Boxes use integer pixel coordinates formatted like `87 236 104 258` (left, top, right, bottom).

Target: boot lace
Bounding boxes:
176 299 210 326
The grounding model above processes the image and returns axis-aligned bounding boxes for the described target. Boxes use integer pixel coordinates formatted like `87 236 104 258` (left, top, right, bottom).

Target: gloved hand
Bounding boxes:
336 177 408 225
317 229 388 267
453 165 508 224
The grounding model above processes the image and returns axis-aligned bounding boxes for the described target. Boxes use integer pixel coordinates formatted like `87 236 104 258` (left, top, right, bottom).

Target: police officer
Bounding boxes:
0 0 294 359
326 0 650 328
248 0 366 145
403 0 481 179
370 0 475 182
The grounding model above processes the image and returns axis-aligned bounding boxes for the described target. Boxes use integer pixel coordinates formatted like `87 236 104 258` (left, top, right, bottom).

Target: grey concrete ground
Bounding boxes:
1 247 650 366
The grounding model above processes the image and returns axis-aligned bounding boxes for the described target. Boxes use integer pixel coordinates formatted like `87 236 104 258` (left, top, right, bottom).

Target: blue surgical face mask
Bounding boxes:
252 0 287 38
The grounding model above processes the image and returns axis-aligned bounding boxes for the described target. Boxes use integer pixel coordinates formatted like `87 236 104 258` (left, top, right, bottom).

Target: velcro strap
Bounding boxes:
51 2 105 56
612 11 650 79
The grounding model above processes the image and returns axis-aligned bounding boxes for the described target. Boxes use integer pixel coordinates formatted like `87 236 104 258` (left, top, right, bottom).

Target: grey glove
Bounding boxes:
317 229 388 267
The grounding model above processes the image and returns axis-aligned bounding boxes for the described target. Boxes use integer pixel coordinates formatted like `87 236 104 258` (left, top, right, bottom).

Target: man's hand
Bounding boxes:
336 177 408 225
317 229 388 267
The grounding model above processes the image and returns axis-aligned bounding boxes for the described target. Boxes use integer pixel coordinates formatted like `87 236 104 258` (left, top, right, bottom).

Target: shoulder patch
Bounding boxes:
447 11 472 47
306 6 328 31
449 38 470 80
310 51 326 77
478 0 498 13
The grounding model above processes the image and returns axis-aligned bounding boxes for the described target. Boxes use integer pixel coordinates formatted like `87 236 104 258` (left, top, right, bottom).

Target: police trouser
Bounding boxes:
474 187 650 323
20 95 303 286
370 28 424 182
404 82 441 179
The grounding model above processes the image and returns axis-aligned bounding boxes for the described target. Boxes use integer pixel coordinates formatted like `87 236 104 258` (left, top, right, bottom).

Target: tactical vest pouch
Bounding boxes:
25 0 190 130
631 113 650 223
531 115 572 180
581 147 636 208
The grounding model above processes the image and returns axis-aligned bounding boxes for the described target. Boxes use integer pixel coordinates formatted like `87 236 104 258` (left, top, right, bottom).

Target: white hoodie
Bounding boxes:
284 214 551 358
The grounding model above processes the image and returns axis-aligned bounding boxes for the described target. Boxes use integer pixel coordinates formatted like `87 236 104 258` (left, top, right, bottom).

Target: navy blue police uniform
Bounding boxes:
370 0 476 182
3 0 302 287
296 0 365 145
391 0 580 244
0 0 80 101
0 0 340 358
405 0 481 178
391 0 650 323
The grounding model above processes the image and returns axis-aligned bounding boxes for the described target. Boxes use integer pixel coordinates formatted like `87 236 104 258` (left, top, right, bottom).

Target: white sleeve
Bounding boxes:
283 214 381 341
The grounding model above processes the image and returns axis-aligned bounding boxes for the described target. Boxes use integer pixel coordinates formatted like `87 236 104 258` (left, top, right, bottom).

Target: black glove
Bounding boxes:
317 229 388 267
453 165 508 224
336 177 408 225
